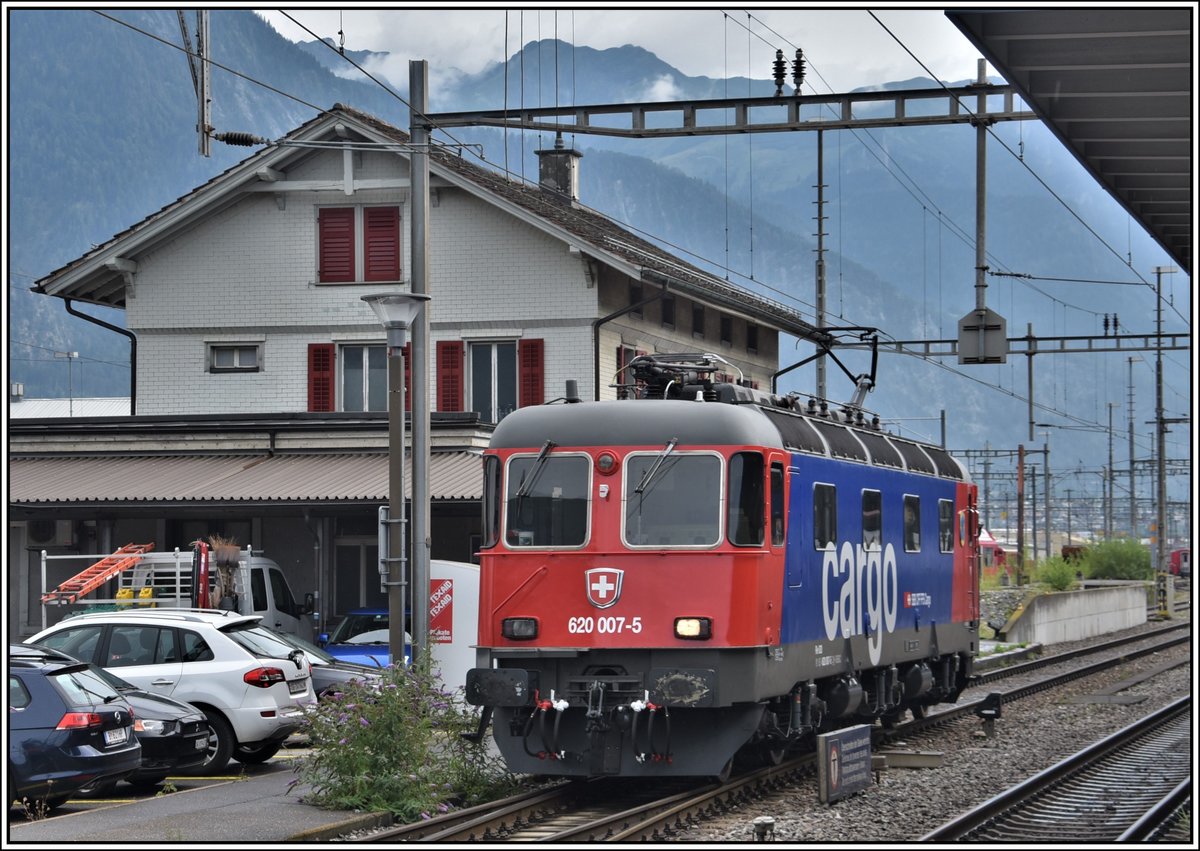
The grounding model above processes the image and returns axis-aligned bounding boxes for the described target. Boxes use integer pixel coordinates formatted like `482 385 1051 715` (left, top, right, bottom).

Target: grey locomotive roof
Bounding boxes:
489 398 969 482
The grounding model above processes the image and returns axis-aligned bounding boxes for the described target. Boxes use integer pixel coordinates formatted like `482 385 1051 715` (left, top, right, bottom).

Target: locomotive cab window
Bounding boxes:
938 499 954 553
624 451 722 547
728 452 765 546
862 489 882 549
505 453 591 547
770 463 786 546
813 483 837 550
482 455 502 548
903 495 921 552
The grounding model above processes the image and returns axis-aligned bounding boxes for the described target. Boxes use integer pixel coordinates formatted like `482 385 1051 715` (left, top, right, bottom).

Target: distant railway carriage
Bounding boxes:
465 354 981 780
1169 548 1190 577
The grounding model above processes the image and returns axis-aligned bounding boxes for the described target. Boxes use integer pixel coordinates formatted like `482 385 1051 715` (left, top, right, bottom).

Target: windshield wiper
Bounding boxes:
514 439 556 499
634 437 678 495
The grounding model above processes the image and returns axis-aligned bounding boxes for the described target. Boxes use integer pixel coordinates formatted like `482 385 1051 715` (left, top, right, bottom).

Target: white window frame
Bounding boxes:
208 343 261 373
339 343 387 412
468 340 518 422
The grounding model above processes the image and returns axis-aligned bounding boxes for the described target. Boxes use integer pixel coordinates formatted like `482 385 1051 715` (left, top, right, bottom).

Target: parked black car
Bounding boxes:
8 645 141 812
12 644 209 794
264 630 383 699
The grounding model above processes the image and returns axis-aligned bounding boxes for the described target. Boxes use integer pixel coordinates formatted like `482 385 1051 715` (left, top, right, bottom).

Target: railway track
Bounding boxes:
921 696 1191 842
356 625 1189 842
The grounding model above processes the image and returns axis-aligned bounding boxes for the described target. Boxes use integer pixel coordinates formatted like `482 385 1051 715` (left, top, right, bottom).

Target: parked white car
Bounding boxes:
27 608 316 774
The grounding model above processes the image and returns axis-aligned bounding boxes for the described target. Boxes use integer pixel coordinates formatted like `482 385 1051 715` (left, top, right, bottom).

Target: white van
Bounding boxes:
117 548 314 641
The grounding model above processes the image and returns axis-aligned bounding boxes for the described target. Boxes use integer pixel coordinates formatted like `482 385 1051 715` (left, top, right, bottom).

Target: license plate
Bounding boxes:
288 677 308 695
105 726 128 745
195 736 208 750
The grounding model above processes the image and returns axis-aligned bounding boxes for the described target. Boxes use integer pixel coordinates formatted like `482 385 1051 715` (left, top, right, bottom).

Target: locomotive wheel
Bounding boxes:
880 709 904 729
910 704 927 720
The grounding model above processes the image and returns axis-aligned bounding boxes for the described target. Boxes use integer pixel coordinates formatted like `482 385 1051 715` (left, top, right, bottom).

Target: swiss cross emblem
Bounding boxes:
585 568 623 609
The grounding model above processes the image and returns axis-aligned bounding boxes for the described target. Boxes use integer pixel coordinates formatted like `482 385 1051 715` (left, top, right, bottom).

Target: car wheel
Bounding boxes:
234 742 282 765
42 795 70 812
196 711 234 776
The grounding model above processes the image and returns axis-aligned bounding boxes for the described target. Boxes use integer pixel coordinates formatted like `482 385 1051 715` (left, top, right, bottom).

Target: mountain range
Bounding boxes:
6 9 1189 482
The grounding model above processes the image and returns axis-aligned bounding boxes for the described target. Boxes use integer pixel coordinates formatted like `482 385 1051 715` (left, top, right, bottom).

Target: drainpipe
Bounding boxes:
61 297 137 415
592 279 668 401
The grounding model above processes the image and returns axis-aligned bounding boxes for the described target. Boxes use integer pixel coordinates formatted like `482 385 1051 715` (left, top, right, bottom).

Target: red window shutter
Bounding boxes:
363 206 400 282
402 343 412 412
318 207 355 282
437 340 464 412
307 343 336 412
518 338 545 407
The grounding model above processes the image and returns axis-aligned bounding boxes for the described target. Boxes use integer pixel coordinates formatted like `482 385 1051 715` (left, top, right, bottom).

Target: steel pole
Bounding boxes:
410 60 432 662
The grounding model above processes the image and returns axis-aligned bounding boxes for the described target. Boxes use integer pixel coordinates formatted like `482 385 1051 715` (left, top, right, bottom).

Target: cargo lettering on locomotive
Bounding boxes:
821 541 899 666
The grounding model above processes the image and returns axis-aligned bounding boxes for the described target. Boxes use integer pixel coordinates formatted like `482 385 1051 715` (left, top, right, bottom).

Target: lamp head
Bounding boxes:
362 292 430 348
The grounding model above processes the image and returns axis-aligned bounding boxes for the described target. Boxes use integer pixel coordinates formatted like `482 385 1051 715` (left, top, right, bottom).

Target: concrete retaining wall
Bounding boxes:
1003 584 1148 645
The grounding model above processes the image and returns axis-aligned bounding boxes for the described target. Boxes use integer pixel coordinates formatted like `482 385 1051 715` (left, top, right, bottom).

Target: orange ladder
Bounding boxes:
41 542 155 606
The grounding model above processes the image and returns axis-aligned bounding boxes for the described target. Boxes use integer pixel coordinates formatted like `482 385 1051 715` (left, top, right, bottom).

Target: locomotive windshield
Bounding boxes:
623 452 722 547
504 453 590 547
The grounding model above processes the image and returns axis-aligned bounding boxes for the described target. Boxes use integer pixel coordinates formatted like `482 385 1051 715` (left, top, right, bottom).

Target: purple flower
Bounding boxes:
337 738 347 745
359 717 370 727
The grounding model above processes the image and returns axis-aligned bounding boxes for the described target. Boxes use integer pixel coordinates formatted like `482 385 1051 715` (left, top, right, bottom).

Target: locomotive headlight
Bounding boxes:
674 617 712 640
596 451 619 475
501 617 539 640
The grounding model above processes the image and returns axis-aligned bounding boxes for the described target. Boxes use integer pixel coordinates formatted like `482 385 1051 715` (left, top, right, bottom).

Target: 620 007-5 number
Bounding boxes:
567 615 643 635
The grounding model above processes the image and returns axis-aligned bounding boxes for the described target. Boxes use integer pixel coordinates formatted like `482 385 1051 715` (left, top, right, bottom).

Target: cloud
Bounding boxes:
640 74 682 101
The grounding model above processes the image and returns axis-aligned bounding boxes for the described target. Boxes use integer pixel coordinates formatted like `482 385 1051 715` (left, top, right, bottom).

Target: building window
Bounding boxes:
720 315 733 347
209 344 260 373
692 304 705 339
318 205 401 283
470 341 517 422
342 344 387 412
746 323 759 354
661 294 675 329
333 343 410 413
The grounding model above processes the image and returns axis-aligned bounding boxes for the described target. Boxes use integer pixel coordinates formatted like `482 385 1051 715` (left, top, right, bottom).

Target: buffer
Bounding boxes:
41 542 155 606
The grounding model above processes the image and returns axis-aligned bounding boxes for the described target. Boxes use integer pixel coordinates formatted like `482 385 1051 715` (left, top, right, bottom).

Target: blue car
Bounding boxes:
318 609 409 668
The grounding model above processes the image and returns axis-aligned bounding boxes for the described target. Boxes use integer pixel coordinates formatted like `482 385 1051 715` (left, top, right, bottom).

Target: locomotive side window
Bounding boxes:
862 489 882 549
728 452 765 546
770 463 786 546
624 452 722 547
482 455 502 548
505 454 591 547
813 483 837 550
903 495 921 552
938 499 954 553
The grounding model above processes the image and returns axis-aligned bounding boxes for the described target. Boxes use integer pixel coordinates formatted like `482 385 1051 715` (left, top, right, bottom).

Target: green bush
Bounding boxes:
293 652 519 820
1035 556 1078 591
1081 538 1153 581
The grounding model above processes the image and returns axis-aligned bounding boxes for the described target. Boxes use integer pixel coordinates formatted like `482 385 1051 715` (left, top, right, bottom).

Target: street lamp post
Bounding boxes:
362 292 430 666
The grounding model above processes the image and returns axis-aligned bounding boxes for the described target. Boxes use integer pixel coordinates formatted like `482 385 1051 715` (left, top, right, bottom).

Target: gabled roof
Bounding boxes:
34 104 823 342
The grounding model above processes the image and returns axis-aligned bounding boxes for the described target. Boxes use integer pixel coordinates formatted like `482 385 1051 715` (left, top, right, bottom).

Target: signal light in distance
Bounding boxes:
502 617 539 640
674 617 712 640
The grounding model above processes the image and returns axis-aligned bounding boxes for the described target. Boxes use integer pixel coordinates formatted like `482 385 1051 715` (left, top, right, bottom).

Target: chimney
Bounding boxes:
535 132 582 203
10 382 24 404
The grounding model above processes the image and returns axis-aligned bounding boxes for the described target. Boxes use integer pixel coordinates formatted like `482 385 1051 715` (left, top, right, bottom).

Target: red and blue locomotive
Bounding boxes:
466 354 981 779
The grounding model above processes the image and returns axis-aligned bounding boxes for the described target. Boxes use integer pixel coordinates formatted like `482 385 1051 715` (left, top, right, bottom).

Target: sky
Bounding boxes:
254 5 993 94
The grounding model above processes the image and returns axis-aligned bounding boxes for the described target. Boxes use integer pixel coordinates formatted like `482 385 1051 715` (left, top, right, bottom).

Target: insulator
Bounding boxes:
1113 313 1119 333
213 131 267 147
1102 314 1110 335
793 48 806 90
772 49 787 96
